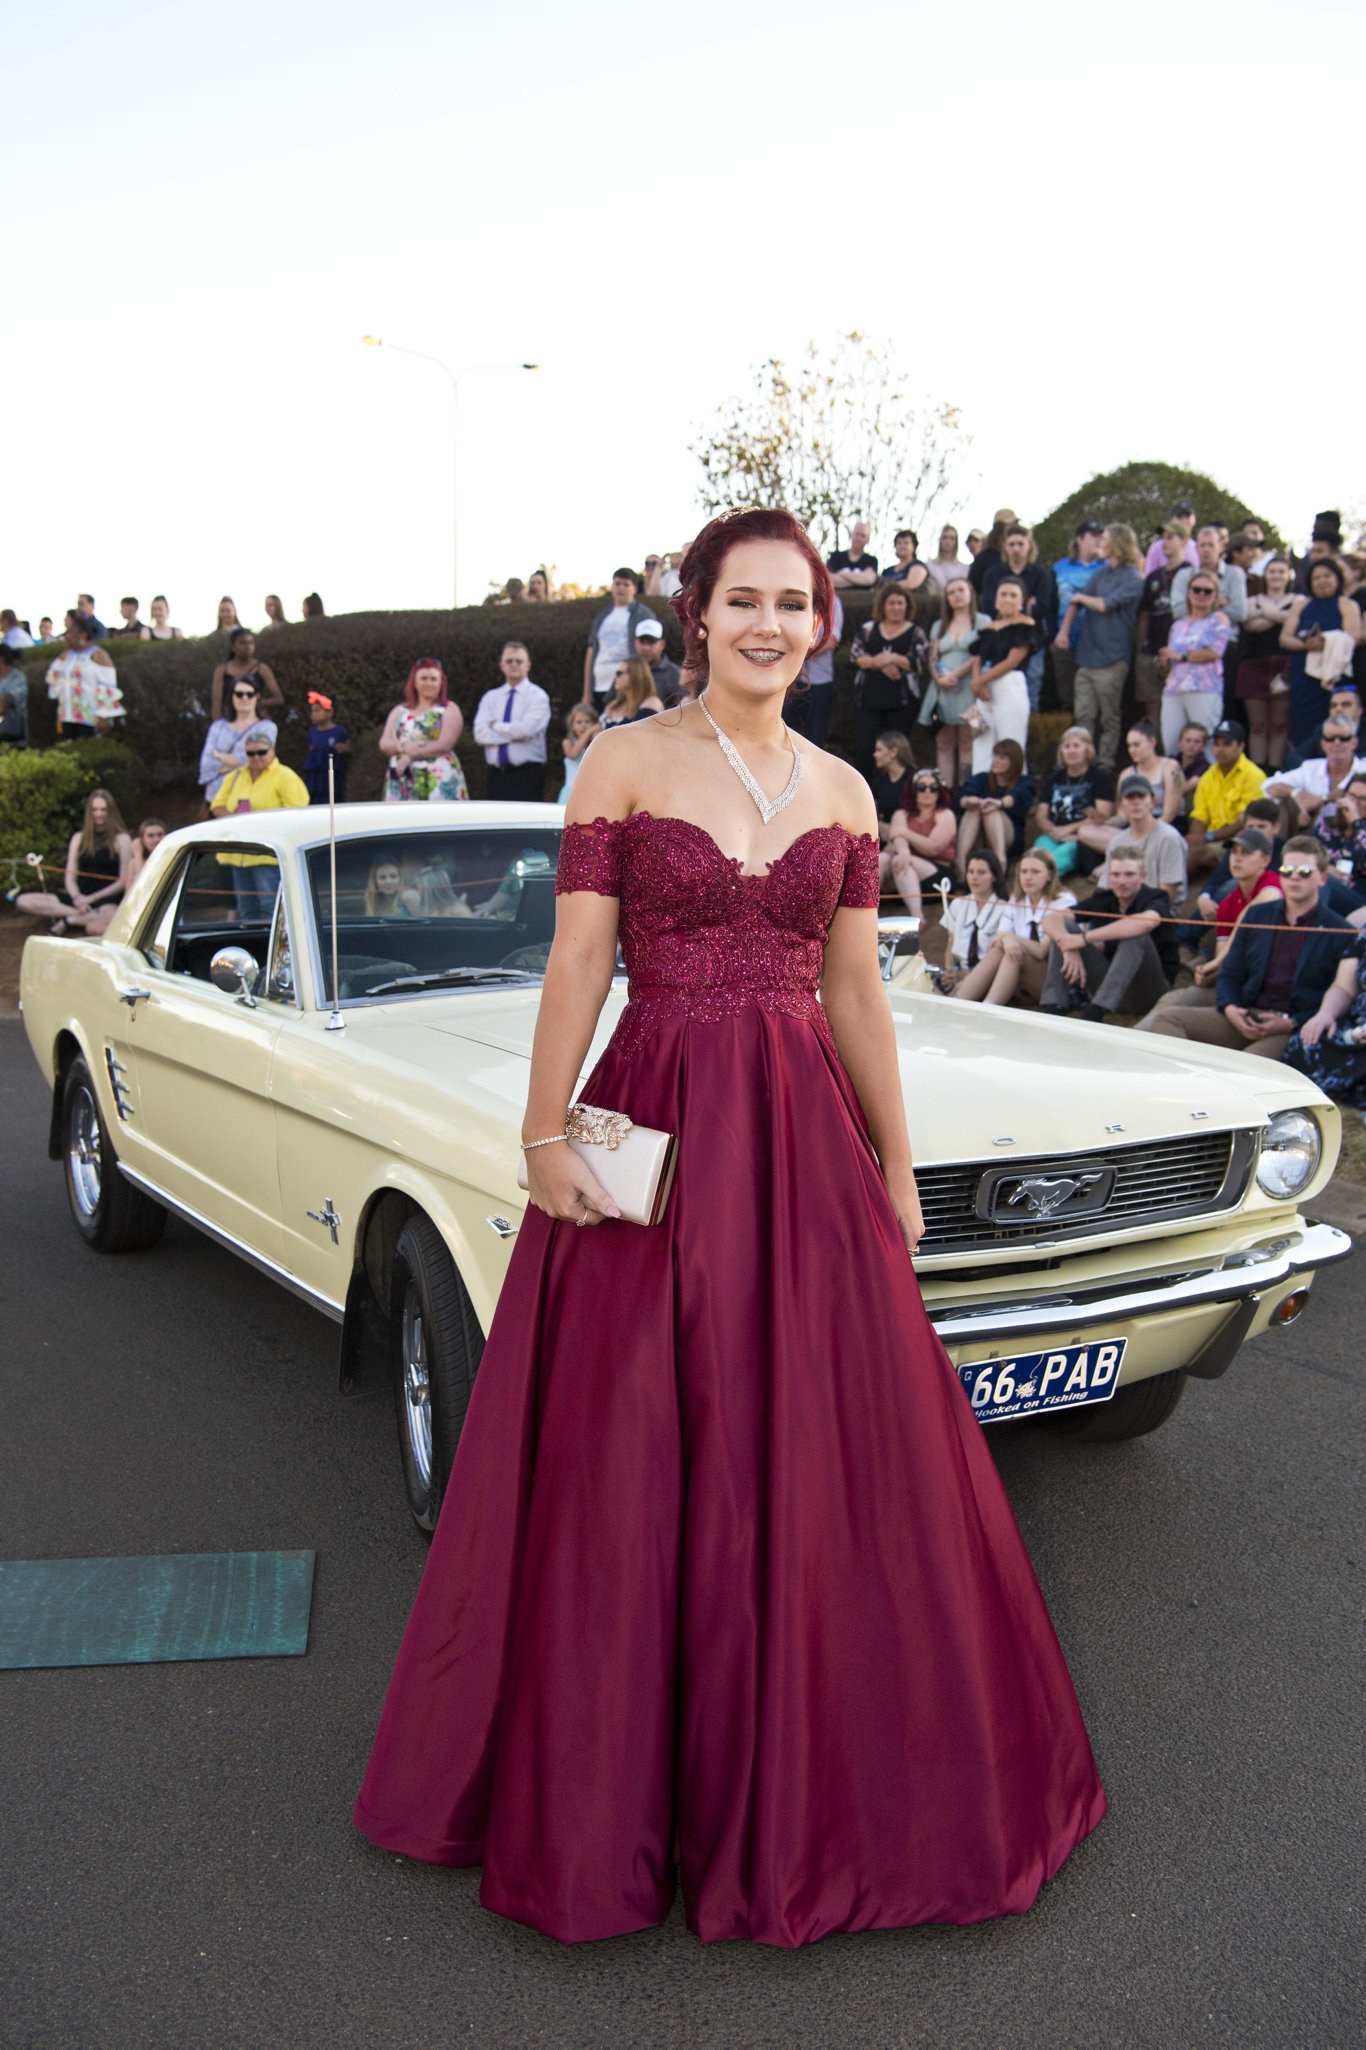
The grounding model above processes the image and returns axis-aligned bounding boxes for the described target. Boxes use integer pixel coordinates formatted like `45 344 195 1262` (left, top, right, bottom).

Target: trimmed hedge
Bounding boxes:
0 739 147 878
1033 461 1283 569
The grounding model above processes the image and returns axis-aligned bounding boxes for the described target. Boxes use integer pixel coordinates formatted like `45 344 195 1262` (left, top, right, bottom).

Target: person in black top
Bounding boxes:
967 509 1016 599
869 731 916 836
108 596 151 638
955 738 1035 873
827 520 878 589
850 582 927 778
1032 726 1116 876
1039 841 1175 1020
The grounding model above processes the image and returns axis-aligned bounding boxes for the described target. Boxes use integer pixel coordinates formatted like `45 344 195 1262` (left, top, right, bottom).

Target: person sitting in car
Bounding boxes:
1040 842 1176 1022
1145 836 1357 1058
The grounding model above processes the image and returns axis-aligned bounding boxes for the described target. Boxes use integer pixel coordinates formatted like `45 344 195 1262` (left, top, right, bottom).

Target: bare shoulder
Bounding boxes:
800 741 877 836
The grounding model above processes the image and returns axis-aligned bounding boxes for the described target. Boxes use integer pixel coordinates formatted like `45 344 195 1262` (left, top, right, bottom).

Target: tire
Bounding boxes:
390 1215 484 1533
61 1056 167 1254
1049 1368 1187 1444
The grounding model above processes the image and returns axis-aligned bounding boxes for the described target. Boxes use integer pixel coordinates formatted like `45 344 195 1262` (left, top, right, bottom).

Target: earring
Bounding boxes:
697 627 707 640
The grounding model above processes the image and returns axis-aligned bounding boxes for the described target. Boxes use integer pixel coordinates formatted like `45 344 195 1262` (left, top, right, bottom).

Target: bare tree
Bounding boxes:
692 332 972 553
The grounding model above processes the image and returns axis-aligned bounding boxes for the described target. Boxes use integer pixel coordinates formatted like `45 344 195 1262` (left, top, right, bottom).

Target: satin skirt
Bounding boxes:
354 1004 1106 1946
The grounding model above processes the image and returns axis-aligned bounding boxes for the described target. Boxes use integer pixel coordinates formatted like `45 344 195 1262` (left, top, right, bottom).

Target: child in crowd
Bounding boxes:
948 847 1076 1007
940 849 1009 994
558 703 600 801
301 691 351 803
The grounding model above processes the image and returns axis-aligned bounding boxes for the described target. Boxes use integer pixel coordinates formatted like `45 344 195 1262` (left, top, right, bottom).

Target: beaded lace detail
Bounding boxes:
556 813 879 1058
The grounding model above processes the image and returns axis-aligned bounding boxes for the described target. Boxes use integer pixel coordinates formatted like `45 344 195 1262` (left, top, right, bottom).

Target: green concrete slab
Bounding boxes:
0 1551 315 1669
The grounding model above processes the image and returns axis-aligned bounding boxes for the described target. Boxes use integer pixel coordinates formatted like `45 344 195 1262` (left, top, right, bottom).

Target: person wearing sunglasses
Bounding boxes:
881 770 956 914
1147 836 1357 1057
198 677 277 808
1264 719 1366 825
1156 574 1234 756
210 729 308 822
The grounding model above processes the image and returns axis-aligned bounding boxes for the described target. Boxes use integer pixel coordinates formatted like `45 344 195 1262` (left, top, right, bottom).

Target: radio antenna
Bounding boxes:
325 753 345 1031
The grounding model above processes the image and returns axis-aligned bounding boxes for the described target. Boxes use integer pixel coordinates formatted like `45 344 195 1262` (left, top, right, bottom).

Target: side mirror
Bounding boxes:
210 945 261 1007
877 916 921 983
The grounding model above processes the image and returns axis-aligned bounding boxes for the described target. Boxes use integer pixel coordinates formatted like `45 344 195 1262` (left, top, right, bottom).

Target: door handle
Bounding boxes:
118 987 152 1007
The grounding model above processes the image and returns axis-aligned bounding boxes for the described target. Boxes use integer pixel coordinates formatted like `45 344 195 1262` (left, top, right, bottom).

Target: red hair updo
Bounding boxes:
669 508 836 684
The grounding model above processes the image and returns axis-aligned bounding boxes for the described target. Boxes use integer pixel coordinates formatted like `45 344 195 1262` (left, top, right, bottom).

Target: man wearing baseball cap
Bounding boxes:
1143 501 1200 576
1186 718 1265 874
632 616 684 708
301 691 352 804
1137 827 1283 1030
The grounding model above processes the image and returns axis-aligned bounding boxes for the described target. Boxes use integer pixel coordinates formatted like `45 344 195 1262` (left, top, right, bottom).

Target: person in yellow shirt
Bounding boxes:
1187 718 1266 875
211 727 309 919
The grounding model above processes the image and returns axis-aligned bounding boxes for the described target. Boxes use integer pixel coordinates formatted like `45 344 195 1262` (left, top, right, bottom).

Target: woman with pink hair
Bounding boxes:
379 658 467 801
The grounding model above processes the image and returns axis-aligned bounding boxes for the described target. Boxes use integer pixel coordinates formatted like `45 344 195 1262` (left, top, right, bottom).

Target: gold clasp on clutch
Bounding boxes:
566 1104 634 1151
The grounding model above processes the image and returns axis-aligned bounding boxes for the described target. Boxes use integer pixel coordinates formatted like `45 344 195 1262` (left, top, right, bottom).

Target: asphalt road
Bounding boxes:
1 1016 1362 2050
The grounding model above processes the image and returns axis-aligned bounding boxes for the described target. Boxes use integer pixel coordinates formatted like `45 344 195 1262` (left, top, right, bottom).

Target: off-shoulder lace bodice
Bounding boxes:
556 812 878 1056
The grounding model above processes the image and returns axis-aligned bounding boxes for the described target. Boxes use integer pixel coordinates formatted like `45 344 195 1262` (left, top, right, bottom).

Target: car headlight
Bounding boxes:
1256 1111 1321 1199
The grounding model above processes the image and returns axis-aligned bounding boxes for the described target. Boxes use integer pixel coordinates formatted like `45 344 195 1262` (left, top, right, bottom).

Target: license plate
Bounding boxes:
957 1339 1127 1423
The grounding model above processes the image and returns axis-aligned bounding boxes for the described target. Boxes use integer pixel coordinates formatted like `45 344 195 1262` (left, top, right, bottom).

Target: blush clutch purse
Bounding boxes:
518 1104 679 1227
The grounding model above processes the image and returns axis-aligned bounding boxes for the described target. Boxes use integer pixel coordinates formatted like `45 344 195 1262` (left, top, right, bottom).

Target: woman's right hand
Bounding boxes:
524 1142 621 1226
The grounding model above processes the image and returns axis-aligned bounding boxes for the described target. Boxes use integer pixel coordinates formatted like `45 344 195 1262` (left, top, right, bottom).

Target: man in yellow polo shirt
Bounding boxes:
1187 718 1265 876
211 726 309 919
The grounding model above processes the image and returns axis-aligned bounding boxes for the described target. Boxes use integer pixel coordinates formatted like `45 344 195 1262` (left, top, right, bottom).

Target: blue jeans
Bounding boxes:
232 866 279 923
1025 647 1046 715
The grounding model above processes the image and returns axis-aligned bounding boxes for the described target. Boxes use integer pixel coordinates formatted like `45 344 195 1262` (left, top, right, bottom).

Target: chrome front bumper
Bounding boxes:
927 1220 1351 1347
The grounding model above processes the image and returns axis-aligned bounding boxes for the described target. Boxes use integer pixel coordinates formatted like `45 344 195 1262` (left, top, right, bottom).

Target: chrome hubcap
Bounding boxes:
401 1283 433 1491
68 1087 102 1218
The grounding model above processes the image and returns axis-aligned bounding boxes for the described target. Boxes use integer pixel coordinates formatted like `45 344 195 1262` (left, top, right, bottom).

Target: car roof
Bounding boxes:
162 800 567 852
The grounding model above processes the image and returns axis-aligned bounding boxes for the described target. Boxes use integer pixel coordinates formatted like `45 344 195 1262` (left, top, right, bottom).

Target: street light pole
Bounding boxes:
362 339 539 608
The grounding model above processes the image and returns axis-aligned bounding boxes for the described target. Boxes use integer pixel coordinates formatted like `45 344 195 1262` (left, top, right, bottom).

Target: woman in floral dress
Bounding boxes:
380 658 468 802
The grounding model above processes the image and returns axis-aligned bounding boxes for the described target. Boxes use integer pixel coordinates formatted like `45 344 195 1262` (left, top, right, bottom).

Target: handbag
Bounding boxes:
517 1104 679 1227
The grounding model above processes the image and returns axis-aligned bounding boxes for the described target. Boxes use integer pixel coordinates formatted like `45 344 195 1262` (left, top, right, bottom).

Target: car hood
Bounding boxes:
337 984 1320 1168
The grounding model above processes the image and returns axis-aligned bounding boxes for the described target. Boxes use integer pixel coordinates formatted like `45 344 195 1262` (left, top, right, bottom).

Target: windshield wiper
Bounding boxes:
359 967 542 997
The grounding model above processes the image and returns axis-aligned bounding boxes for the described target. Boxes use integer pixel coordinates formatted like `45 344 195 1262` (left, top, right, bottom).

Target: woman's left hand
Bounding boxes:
1299 1012 1337 1048
887 1174 925 1257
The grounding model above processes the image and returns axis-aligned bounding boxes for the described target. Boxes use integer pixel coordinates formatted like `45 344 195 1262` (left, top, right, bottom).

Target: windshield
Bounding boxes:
305 828 561 1003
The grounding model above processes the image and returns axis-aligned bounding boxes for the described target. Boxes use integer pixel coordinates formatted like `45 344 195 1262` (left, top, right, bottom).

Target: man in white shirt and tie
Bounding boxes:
473 641 552 801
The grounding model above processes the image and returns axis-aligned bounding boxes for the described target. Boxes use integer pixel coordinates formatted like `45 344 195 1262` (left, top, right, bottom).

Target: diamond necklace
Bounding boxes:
699 693 803 826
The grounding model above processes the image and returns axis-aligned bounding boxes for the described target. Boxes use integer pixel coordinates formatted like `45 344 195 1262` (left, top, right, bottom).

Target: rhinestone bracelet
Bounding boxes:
520 1133 568 1152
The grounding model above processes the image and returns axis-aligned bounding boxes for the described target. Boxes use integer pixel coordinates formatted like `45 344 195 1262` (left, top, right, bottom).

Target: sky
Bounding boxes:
6 0 1364 633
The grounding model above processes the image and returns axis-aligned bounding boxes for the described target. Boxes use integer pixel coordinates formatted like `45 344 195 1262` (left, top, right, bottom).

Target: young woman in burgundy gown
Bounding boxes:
354 508 1106 1947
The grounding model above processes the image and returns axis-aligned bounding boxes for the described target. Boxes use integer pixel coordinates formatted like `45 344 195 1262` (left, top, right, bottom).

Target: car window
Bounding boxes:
160 844 282 988
304 828 561 1003
137 853 190 971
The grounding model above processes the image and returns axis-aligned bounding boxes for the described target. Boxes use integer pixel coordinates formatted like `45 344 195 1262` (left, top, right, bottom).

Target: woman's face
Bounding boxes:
1264 561 1292 597
614 664 630 691
230 683 259 719
218 601 236 628
1127 727 1152 761
529 574 547 598
990 750 1013 784
1187 579 1217 614
700 538 815 699
1310 563 1338 599
881 589 909 628
1018 855 1048 897
967 858 994 898
374 863 402 897
142 822 166 853
413 666 443 703
913 773 940 809
995 580 1022 617
938 528 958 557
944 577 971 612
150 599 168 625
894 534 914 564
235 632 256 663
872 738 896 772
90 796 108 830
1061 733 1089 772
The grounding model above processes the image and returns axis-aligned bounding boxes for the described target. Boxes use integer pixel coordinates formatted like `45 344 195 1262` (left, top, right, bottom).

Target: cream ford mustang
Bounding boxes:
20 803 1352 1529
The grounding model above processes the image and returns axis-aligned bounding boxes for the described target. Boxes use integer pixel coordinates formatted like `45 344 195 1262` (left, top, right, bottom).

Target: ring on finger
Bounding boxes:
577 1205 589 1227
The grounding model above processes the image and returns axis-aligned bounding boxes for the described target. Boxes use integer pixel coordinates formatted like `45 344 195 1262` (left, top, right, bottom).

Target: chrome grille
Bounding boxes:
916 1129 1256 1255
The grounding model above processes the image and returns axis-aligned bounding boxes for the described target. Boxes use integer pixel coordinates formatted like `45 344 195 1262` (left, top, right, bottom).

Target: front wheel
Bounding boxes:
1049 1368 1187 1443
390 1215 484 1533
62 1055 166 1254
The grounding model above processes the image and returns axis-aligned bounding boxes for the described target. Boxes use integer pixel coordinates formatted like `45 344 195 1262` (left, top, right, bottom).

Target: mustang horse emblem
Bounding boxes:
1004 1172 1108 1220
